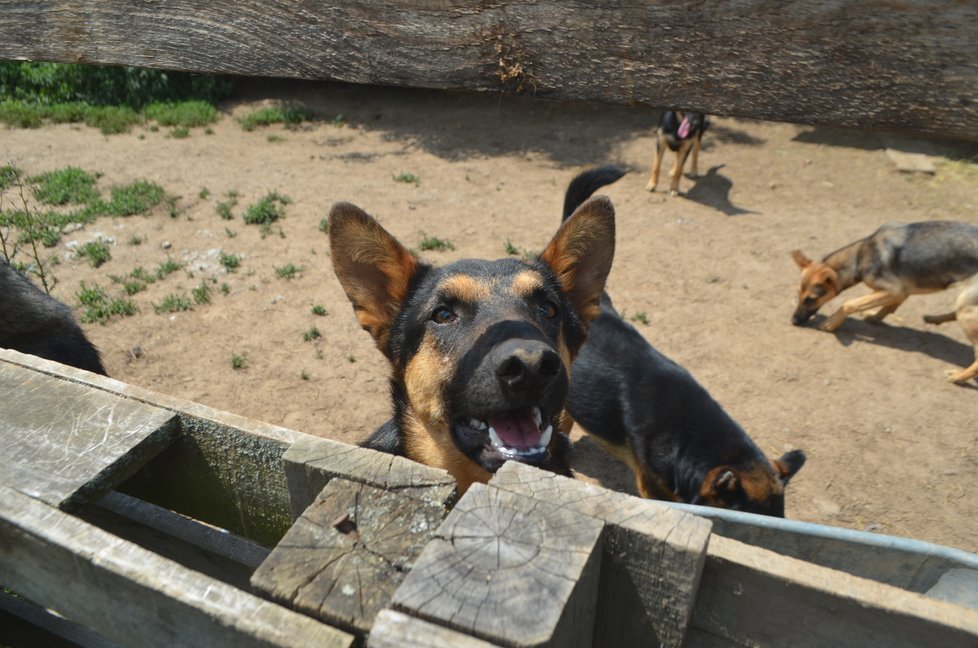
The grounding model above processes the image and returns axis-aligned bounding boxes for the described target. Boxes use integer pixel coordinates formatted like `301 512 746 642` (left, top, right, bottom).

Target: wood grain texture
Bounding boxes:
251 478 448 638
0 362 178 510
392 483 604 648
490 461 711 648
283 435 456 519
691 535 978 648
0 482 354 648
368 610 502 648
0 2 976 140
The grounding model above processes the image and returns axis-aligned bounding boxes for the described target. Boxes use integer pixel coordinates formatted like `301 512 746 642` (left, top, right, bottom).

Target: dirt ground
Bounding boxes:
4 78 977 552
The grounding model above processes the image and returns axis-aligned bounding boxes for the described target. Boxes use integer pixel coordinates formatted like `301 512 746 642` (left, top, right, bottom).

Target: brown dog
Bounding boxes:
791 220 978 384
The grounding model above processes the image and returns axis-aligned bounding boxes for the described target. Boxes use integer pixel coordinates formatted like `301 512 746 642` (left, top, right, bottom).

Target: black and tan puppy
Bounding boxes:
0 260 106 374
563 166 805 516
329 173 615 493
646 110 708 196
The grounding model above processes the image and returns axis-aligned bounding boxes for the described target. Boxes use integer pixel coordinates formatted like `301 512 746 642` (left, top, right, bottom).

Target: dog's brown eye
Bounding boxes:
432 306 457 324
540 300 558 319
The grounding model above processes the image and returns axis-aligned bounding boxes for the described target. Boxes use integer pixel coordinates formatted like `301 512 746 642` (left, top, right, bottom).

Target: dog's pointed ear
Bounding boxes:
774 449 806 486
329 202 420 358
539 195 615 325
791 249 813 269
698 466 743 506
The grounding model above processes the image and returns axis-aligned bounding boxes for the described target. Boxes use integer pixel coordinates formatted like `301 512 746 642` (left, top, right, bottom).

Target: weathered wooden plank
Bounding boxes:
368 610 502 648
283 435 456 519
1 1 976 140
0 362 178 510
0 482 354 648
251 478 448 639
0 588 121 648
490 461 711 648
690 535 978 647
392 483 604 648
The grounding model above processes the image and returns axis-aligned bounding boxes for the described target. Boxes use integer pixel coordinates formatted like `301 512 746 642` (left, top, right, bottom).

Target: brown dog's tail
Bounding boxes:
562 166 626 221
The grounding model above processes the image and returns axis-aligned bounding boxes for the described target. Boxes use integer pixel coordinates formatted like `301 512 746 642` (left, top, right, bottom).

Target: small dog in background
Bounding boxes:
0 260 106 374
791 220 978 384
646 110 708 196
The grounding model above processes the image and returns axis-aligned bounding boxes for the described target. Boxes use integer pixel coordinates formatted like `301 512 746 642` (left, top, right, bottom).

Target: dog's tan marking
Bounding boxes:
439 274 491 304
403 336 451 427
402 411 490 495
820 289 906 332
510 270 545 298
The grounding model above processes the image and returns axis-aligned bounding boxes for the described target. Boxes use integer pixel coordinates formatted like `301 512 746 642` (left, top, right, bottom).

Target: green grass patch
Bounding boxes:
0 165 21 191
77 282 137 324
275 262 301 280
393 172 420 185
303 327 322 342
107 180 166 216
154 293 192 314
231 353 247 370
216 200 235 220
191 280 212 305
31 167 100 205
219 251 241 272
76 240 111 267
318 217 329 234
239 105 310 131
169 126 190 139
155 257 183 279
418 233 454 252
311 304 327 316
144 100 218 127
630 311 650 326
243 192 290 225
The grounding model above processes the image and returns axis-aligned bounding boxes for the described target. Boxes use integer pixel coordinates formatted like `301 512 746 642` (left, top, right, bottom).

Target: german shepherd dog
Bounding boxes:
328 171 616 492
562 168 806 516
646 110 708 196
791 221 978 384
0 260 106 374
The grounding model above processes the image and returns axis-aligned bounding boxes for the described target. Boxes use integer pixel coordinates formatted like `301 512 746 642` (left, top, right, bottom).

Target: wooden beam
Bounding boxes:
0 361 178 510
490 462 711 648
689 535 978 647
0 2 976 140
251 478 449 639
391 483 604 648
0 482 354 648
369 610 502 648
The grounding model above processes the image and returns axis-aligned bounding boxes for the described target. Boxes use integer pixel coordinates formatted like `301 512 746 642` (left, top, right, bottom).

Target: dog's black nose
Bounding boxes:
492 339 561 393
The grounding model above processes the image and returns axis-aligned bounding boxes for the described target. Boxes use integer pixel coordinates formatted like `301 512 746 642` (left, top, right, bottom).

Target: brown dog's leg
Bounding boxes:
924 311 957 325
669 140 694 195
947 291 978 384
690 133 702 177
820 290 905 332
646 133 666 192
864 296 906 323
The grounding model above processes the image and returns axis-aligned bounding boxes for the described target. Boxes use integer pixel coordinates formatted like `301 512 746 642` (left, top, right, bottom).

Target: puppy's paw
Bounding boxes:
645 182 657 193
818 319 842 333
669 188 679 197
945 369 974 385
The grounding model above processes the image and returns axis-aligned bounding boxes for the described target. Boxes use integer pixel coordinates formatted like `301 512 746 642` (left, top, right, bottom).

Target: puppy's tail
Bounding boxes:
562 166 626 222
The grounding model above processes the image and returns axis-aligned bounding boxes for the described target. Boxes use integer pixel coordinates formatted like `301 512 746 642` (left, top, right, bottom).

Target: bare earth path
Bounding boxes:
4 79 977 551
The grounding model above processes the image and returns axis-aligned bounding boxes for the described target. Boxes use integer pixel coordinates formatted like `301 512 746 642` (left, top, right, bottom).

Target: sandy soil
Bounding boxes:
4 78 977 552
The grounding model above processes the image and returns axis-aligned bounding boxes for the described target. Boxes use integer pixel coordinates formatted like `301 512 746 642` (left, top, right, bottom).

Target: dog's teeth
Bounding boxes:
539 424 553 448
532 406 542 427
488 426 504 449
469 418 487 430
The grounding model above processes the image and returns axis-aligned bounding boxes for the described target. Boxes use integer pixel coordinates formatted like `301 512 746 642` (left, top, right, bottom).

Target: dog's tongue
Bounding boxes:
489 408 540 449
678 117 691 139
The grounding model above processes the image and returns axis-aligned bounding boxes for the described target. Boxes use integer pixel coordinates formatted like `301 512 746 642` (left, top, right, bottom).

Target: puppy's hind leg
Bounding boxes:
689 133 702 177
669 140 694 196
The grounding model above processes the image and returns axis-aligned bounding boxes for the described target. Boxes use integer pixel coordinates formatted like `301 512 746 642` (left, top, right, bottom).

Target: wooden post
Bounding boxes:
490 461 711 648
391 483 605 648
283 435 456 519
251 478 450 639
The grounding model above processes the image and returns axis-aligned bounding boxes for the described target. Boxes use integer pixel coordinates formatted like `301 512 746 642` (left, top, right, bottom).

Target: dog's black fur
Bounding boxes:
0 261 106 374
566 167 806 517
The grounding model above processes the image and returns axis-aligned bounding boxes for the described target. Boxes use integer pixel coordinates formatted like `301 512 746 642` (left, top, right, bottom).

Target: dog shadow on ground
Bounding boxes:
569 434 637 494
812 315 978 387
684 164 757 217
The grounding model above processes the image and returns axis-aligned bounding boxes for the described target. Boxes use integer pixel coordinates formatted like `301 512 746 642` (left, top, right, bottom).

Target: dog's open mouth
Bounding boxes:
453 405 554 468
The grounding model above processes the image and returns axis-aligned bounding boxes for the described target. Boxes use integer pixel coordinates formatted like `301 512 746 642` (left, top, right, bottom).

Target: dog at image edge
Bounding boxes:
328 172 616 493
791 220 978 385
0 260 106 375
